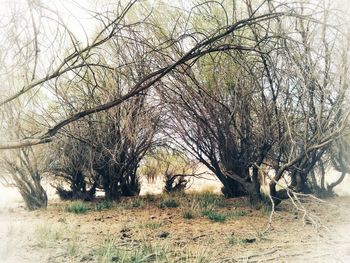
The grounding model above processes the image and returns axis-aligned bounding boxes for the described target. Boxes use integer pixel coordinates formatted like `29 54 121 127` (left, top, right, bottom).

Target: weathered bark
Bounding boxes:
295 172 311 193
309 170 321 193
250 166 262 203
220 177 247 197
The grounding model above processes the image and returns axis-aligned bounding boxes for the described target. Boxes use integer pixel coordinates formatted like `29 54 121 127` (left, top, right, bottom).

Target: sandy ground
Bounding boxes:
0 171 349 263
0 196 349 262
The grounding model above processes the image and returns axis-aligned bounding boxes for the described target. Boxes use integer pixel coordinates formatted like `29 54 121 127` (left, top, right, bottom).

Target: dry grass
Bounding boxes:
1 194 350 262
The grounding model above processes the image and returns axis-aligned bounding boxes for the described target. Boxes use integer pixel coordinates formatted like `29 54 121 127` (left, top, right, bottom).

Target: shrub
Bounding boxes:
164 173 188 193
65 201 88 214
2 146 48 210
49 138 97 201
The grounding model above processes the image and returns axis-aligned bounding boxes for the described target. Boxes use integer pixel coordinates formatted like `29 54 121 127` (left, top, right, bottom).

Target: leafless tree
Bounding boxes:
0 0 349 208
47 134 97 201
156 0 350 204
0 0 301 149
0 102 47 210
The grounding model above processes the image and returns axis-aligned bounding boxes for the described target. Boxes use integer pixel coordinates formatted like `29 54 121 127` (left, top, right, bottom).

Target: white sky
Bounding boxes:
0 0 99 43
0 0 349 43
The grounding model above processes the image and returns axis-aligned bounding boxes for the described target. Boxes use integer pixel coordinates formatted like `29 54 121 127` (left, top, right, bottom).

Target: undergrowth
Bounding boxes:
65 201 88 214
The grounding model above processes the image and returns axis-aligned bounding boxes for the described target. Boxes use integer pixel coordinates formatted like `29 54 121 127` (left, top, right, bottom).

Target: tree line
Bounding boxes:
0 0 349 210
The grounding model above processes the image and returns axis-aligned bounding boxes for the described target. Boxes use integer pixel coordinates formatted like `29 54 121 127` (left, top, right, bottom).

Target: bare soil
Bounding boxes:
0 194 349 263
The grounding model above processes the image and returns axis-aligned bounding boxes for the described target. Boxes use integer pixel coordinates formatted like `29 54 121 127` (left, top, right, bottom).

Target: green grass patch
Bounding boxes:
130 198 146 208
227 210 248 219
65 201 88 214
183 210 195 219
95 200 113 211
158 198 179 208
201 210 227 222
143 222 163 229
228 235 256 245
228 235 244 245
193 192 226 209
200 208 247 222
260 203 272 216
120 197 147 209
143 193 156 202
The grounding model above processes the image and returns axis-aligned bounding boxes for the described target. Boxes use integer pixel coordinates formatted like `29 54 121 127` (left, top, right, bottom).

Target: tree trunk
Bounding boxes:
20 184 48 210
295 172 311 193
220 176 247 197
250 167 262 203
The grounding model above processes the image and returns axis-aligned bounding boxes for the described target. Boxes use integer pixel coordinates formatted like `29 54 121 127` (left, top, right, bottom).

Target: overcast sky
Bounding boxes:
0 0 349 43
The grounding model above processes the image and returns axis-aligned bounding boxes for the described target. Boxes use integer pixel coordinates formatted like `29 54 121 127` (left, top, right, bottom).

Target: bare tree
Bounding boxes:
0 102 47 210
156 0 350 204
47 134 97 201
1 147 48 210
0 0 349 208
267 3 350 204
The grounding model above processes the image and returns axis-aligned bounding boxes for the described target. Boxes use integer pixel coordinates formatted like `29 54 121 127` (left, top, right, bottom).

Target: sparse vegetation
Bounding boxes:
143 222 163 229
158 198 179 209
65 201 88 214
117 197 148 210
144 193 156 202
66 232 80 256
94 238 119 263
1 0 350 262
260 204 273 216
201 210 227 222
183 210 195 220
35 224 65 247
228 235 248 246
1 192 350 262
228 210 248 219
94 238 169 263
95 200 113 211
193 193 225 209
130 198 146 209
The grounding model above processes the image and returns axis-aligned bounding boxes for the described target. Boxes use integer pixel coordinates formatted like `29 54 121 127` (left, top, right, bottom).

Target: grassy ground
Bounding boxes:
0 192 350 263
